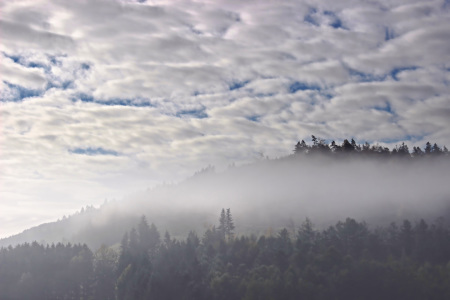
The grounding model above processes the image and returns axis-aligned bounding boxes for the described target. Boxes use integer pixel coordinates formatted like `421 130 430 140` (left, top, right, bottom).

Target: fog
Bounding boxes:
124 155 450 235
2 155 449 248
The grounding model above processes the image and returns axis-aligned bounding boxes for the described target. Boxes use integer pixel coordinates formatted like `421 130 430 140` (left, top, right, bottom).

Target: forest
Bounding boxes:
292 136 449 158
1 212 450 300
1 138 449 299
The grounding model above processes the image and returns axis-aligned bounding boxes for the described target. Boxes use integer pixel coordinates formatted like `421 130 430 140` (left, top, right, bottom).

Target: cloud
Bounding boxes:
1 0 450 237
0 19 74 52
1 54 47 89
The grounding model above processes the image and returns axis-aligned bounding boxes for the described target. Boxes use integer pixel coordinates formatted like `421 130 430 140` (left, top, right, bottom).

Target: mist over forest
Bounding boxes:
1 138 450 299
2 138 449 249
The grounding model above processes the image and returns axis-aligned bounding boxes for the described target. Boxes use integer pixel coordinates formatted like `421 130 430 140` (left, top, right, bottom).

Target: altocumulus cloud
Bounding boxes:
1 0 450 237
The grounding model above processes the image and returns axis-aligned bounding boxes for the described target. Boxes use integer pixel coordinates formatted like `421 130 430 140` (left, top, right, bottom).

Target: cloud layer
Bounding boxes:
1 0 450 237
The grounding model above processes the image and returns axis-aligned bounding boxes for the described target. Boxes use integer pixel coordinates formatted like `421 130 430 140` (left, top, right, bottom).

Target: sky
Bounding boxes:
1 0 450 238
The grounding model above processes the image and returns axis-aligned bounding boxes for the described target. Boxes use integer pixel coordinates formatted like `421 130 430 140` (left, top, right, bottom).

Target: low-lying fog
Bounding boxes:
2 155 450 248
123 155 450 235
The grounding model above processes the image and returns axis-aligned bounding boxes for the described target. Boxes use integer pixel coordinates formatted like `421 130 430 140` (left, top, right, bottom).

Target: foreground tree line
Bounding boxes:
294 136 449 158
1 210 450 300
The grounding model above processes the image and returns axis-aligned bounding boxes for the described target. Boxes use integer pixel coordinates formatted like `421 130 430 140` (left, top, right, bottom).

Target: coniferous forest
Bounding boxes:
2 214 450 300
1 138 450 300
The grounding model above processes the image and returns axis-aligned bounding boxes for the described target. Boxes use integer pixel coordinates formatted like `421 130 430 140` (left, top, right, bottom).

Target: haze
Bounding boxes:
125 156 450 234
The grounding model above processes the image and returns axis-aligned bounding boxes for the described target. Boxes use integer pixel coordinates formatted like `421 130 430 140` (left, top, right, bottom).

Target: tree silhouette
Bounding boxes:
294 140 307 154
218 209 227 240
226 208 235 240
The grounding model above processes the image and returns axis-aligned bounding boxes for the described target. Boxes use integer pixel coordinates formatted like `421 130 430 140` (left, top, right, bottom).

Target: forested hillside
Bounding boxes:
1 213 450 300
1 137 449 249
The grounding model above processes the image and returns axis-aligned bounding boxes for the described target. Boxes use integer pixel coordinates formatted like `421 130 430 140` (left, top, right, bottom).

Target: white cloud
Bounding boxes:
2 57 46 86
1 0 450 237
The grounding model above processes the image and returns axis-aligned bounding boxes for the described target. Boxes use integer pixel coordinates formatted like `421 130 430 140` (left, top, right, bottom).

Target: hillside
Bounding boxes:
1 139 449 249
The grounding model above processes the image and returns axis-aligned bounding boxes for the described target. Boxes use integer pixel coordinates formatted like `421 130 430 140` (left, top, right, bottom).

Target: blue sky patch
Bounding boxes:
101 99 154 107
320 92 334 100
373 101 393 114
3 52 50 72
246 115 260 122
73 93 154 107
80 63 91 70
3 52 21 63
176 107 208 119
380 134 425 144
28 61 51 72
385 27 395 41
390 67 418 81
347 67 386 82
330 18 343 29
1 81 43 102
61 81 73 89
403 134 425 142
304 8 319 26
323 11 343 29
48 54 67 67
77 93 94 103
229 80 250 91
70 147 120 156
289 81 320 93
47 80 74 90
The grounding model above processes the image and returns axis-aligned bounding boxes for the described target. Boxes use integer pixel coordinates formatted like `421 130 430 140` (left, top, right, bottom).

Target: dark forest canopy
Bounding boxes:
293 136 449 158
1 212 450 300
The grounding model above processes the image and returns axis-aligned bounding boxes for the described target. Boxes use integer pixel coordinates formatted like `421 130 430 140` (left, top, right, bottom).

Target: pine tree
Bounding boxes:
412 146 424 158
225 208 235 240
218 209 226 240
93 245 117 300
400 220 413 256
310 136 329 154
117 232 130 277
424 142 432 155
397 142 410 157
294 140 307 155
138 216 151 253
129 228 139 258
342 139 354 153
148 223 160 257
164 231 172 248
431 143 442 156
294 141 301 154
351 138 359 151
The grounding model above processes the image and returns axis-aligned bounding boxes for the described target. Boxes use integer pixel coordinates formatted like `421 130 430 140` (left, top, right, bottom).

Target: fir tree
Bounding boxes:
225 208 235 240
138 216 151 253
218 209 227 240
294 140 307 154
431 143 442 156
425 142 432 154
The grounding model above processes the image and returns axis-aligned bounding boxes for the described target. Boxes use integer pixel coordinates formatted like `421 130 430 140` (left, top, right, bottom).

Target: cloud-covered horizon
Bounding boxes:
1 0 450 237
